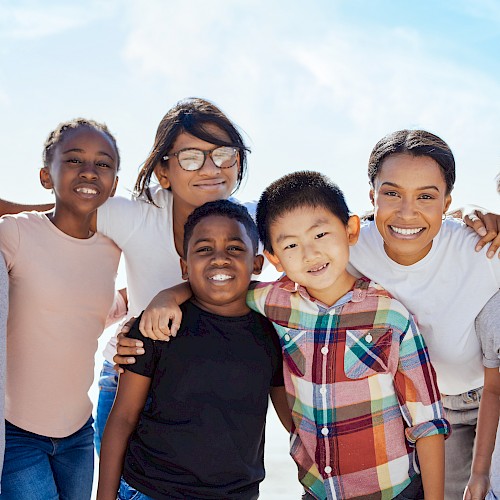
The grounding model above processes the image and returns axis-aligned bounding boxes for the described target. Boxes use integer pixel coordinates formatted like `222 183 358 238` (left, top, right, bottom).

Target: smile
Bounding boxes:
75 186 99 195
308 263 329 273
208 274 233 281
390 226 423 235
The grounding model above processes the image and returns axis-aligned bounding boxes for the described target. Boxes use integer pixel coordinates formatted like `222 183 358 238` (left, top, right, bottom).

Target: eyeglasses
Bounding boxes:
162 146 239 171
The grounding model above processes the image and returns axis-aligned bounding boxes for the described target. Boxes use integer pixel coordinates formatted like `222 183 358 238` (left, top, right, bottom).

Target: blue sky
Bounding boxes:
1 0 500 214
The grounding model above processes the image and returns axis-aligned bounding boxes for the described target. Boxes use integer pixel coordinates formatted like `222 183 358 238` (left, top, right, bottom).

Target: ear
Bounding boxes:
154 163 171 189
252 254 265 276
346 215 360 246
40 167 53 190
369 187 375 206
180 258 189 281
443 194 452 214
110 176 119 198
263 250 284 273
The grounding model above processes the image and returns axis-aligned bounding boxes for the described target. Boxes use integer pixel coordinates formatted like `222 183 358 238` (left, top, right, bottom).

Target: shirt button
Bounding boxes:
321 346 329 355
365 333 373 343
319 387 326 395
284 334 291 342
321 427 329 436
324 466 332 474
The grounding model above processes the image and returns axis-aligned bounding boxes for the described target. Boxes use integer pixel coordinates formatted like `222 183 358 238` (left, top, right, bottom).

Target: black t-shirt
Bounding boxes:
122 299 284 500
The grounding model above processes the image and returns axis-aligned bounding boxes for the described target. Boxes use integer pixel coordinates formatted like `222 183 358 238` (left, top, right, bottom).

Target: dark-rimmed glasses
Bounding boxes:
162 146 239 171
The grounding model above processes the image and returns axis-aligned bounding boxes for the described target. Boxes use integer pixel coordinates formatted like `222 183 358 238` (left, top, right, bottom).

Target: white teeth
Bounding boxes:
76 187 98 194
309 263 327 272
390 226 423 235
209 274 232 281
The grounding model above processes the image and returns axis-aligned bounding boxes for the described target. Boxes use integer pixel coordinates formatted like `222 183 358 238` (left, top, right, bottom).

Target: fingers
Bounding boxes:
113 353 138 367
118 316 137 336
464 213 487 239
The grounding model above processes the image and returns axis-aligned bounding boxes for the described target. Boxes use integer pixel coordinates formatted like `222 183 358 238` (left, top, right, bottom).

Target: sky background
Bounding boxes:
1 0 500 217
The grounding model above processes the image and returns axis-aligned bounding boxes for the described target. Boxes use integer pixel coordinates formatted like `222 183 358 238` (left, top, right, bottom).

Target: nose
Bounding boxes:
199 155 220 176
398 197 417 218
79 161 98 180
211 249 230 265
302 242 320 263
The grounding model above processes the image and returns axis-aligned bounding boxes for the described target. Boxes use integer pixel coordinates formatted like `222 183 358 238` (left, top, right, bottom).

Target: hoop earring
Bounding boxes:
442 213 446 221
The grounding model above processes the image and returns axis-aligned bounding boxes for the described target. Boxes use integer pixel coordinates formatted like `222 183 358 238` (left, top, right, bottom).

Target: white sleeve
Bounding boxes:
476 291 500 368
97 196 145 249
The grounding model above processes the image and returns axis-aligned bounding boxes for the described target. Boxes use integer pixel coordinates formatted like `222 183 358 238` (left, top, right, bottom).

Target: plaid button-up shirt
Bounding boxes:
247 276 450 499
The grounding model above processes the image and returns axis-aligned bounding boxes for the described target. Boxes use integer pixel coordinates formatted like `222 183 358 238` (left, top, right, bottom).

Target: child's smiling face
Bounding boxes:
266 205 359 307
370 153 452 266
40 126 118 217
181 215 263 317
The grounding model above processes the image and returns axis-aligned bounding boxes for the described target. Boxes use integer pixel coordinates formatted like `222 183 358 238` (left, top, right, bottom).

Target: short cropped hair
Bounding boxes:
43 118 120 170
368 129 455 195
256 171 350 254
183 199 259 257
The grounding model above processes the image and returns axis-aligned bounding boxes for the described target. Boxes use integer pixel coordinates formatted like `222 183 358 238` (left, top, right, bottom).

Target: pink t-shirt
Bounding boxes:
0 212 121 437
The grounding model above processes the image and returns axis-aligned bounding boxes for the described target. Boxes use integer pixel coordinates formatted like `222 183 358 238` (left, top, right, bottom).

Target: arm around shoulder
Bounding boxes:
0 198 53 216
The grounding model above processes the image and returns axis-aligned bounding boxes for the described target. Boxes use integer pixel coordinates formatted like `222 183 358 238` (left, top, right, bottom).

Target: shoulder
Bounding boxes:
347 277 412 329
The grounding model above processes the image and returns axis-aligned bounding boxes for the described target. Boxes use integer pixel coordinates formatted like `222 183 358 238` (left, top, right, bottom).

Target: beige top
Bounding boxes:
0 212 120 437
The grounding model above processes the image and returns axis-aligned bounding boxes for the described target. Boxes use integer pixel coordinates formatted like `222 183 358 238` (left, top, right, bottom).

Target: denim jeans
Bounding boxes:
442 387 482 500
118 477 155 500
94 359 118 456
0 416 94 500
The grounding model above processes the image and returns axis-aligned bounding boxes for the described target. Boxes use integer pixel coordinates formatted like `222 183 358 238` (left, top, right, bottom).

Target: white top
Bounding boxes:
348 217 500 395
98 186 257 362
0 212 120 437
475 290 500 369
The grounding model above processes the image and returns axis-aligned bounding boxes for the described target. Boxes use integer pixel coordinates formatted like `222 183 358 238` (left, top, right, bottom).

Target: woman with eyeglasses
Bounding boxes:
90 97 253 455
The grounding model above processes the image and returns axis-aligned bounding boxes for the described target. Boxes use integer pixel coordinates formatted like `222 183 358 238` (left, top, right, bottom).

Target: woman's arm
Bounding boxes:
96 370 151 500
0 198 53 216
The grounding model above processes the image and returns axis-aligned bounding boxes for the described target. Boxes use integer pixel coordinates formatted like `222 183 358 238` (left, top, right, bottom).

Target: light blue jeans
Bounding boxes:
442 387 482 500
0 416 94 500
118 477 154 500
94 359 118 456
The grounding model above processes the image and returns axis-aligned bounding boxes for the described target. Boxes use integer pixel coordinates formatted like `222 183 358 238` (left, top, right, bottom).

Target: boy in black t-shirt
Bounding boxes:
97 200 289 500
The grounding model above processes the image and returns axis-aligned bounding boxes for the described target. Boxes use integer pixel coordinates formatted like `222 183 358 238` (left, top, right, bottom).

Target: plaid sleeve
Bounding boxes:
392 309 451 444
246 281 273 316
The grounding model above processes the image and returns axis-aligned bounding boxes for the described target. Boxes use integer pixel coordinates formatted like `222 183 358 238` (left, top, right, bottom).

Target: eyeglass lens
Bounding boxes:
178 147 237 171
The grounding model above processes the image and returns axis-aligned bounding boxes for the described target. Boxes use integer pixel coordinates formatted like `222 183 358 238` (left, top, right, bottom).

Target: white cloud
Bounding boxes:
0 0 119 39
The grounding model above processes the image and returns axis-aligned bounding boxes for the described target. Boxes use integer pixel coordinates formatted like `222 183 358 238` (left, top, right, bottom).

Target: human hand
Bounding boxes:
463 473 489 500
138 290 183 341
461 206 500 258
112 317 143 373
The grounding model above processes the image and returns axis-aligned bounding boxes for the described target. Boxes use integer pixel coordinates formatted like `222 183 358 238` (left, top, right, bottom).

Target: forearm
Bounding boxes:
0 198 53 216
270 386 292 432
416 434 445 500
96 412 137 500
471 372 500 476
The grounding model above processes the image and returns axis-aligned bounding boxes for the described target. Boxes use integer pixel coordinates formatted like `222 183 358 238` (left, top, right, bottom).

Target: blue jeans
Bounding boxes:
118 477 154 500
94 359 118 456
0 416 94 500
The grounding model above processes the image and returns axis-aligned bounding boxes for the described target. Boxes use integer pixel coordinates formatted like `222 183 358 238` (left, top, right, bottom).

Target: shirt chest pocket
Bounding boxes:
344 327 393 379
278 327 310 378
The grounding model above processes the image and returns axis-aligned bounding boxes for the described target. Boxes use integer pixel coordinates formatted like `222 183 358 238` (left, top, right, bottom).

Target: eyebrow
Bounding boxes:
192 236 247 245
380 181 441 192
61 147 115 161
275 217 330 243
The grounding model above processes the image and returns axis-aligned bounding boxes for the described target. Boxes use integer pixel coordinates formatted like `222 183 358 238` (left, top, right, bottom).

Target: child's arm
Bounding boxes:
464 366 500 500
270 386 292 432
415 434 445 499
138 282 192 339
113 282 192 367
96 369 151 500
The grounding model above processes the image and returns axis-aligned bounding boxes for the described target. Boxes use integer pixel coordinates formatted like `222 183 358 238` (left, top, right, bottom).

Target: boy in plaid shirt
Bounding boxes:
246 171 449 499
